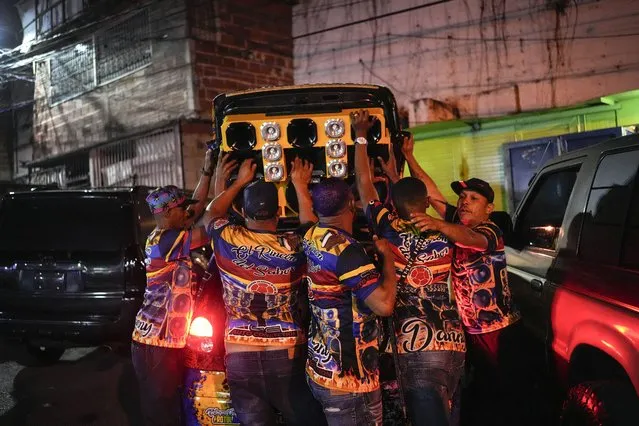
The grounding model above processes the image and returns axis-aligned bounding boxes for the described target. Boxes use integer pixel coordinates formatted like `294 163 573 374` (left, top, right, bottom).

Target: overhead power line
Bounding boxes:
292 0 454 40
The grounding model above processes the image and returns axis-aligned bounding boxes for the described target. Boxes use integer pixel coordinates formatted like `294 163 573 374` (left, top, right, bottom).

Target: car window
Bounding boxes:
0 195 133 261
580 149 639 269
623 180 639 269
514 167 580 250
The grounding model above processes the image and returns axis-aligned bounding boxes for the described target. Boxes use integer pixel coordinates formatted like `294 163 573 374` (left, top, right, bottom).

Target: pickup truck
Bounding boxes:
506 133 639 425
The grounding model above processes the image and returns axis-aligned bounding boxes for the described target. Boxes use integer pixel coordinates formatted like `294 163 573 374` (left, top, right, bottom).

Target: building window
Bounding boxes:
95 9 152 84
37 0 87 38
49 42 95 104
47 9 151 105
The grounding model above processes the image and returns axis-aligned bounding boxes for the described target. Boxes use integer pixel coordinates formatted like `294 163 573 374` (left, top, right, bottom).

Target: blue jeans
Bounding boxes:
225 347 326 426
307 378 383 426
398 351 465 426
131 341 184 426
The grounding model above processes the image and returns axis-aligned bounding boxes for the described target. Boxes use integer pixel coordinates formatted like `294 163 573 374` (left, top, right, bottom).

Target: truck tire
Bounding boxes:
560 380 639 426
26 344 65 364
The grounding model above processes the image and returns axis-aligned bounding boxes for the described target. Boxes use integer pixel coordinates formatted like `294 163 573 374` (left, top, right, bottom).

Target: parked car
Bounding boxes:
181 84 407 425
0 181 59 198
506 133 639 424
0 187 155 362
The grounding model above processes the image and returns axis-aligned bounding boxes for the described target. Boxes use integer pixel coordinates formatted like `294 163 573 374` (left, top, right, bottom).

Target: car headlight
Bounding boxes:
328 160 347 179
325 119 345 138
260 122 281 142
327 139 346 159
262 143 282 161
265 162 284 182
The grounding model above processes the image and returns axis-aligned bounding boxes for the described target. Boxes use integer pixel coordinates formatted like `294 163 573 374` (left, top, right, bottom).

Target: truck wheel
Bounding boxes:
560 380 639 426
26 344 65 364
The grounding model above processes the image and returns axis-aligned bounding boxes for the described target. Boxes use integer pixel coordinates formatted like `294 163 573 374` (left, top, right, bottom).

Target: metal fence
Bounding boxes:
90 126 182 188
25 126 182 189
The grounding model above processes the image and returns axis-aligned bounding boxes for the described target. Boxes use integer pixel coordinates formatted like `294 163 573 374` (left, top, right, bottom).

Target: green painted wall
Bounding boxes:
409 91 639 214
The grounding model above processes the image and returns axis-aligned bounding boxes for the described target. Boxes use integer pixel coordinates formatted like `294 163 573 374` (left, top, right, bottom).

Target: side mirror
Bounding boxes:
525 226 559 250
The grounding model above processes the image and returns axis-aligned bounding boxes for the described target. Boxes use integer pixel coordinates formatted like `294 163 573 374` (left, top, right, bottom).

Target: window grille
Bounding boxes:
28 153 90 188
95 9 152 85
49 42 95 104
91 127 181 188
46 8 152 105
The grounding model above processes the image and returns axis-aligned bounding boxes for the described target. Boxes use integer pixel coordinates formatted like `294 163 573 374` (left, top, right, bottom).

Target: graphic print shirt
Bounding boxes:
446 205 521 334
366 200 465 354
208 218 307 347
303 224 381 393
132 227 206 348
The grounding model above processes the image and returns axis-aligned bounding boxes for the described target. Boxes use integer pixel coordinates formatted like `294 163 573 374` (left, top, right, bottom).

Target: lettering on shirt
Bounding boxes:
230 245 296 276
312 340 333 364
397 232 450 262
134 319 153 337
399 318 465 353
303 240 324 261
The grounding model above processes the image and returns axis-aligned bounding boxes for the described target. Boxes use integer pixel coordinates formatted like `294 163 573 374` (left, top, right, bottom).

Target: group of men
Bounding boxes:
130 109 528 426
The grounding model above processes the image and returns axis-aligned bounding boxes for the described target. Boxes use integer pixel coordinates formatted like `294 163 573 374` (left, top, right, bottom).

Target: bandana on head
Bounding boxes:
146 185 194 214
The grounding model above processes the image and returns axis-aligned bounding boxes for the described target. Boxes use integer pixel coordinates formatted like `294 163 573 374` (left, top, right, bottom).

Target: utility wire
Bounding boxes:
292 0 454 39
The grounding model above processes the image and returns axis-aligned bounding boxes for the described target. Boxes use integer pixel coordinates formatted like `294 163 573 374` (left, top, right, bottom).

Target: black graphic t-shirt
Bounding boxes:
445 204 521 334
367 200 465 353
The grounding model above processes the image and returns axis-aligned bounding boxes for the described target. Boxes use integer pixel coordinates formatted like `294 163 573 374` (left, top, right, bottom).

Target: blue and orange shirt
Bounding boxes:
303 224 381 393
207 218 307 347
132 227 207 348
446 205 521 334
366 200 465 353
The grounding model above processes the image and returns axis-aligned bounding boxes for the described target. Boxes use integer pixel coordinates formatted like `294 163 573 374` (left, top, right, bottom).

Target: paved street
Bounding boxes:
0 341 142 426
0 338 559 426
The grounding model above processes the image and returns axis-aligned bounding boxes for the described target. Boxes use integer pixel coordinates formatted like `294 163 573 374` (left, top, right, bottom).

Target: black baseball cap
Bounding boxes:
243 180 279 220
451 178 495 203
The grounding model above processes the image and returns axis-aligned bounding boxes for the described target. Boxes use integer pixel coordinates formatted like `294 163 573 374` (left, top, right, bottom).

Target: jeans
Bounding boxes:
131 341 184 426
398 350 465 426
307 378 383 426
225 347 326 426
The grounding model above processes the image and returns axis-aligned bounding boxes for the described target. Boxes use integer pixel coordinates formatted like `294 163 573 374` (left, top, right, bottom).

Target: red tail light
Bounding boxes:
190 316 213 337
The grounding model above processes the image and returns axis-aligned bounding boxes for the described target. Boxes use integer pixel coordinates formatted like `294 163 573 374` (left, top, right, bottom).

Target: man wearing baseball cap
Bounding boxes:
131 150 216 426
201 155 325 426
402 136 528 426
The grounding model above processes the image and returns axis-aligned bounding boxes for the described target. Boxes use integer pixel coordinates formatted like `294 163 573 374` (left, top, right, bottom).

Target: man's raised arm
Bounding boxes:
203 159 256 223
401 134 448 219
290 157 318 225
352 109 380 207
185 148 214 227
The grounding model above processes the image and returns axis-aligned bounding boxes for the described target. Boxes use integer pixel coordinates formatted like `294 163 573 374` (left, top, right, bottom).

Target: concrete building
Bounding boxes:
293 0 639 211
3 0 293 189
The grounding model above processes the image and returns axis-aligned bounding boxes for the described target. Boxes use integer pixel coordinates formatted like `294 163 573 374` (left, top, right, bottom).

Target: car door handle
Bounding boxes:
530 279 543 292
